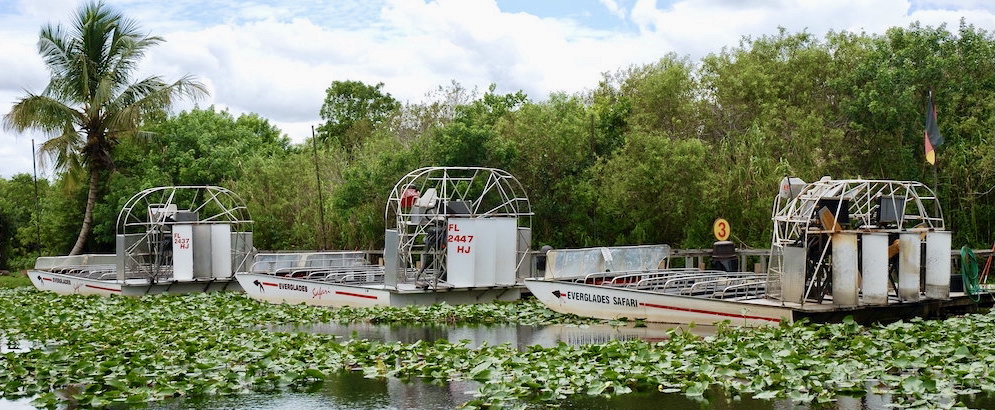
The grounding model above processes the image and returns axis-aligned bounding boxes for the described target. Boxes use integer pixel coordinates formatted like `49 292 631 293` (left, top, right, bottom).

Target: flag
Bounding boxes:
924 91 944 165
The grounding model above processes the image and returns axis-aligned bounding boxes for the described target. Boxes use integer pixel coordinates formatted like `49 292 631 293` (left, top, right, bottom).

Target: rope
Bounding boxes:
959 246 982 302
980 242 995 283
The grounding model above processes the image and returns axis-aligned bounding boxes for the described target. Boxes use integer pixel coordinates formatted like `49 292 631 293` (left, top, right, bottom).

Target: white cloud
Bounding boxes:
1 0 993 178
912 0 995 11
909 7 995 29
13 0 78 20
598 0 627 20
0 42 47 92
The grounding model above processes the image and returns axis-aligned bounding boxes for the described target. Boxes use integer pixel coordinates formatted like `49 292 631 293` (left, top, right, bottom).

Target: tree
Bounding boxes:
318 80 400 154
0 174 50 270
3 1 207 255
494 94 602 246
87 108 290 248
836 22 995 245
429 85 528 167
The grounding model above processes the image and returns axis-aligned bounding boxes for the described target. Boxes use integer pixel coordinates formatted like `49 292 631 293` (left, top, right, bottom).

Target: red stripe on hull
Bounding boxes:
84 284 122 293
335 290 378 300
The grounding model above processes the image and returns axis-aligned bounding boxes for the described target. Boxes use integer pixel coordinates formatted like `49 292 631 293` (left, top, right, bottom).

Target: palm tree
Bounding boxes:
3 1 207 255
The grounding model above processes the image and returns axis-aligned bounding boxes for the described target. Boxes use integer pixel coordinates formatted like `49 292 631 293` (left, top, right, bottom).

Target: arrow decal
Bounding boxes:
552 290 563 298
253 279 264 292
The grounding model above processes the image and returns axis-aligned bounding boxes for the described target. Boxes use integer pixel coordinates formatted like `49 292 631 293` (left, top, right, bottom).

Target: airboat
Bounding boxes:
29 186 254 296
234 167 534 307
526 177 992 326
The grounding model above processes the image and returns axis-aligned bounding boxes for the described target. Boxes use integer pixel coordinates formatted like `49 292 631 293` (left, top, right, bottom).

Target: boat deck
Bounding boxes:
41 264 174 281
532 268 994 325
246 251 476 289
562 268 769 300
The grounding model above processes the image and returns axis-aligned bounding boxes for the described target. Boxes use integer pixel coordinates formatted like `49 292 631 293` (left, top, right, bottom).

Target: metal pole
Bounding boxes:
928 90 941 223
311 126 328 250
31 139 41 257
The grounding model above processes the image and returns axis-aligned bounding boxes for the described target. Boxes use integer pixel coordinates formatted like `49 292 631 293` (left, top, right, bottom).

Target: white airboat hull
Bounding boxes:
29 270 122 296
524 278 790 327
29 270 241 297
235 272 521 307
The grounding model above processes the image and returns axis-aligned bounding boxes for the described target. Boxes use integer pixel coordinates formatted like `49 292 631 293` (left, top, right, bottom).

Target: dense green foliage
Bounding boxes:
0 289 992 408
318 80 401 155
0 175 45 269
88 107 290 249
0 274 31 288
2 23 993 268
0 175 81 270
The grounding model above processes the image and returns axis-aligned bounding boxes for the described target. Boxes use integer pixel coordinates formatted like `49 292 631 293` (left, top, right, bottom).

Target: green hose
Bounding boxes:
959 246 982 302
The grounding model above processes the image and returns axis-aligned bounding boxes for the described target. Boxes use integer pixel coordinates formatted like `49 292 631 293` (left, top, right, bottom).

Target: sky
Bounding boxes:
1 0 993 179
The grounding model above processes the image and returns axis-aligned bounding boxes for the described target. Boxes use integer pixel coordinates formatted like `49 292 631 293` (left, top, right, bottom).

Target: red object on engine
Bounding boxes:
401 187 420 208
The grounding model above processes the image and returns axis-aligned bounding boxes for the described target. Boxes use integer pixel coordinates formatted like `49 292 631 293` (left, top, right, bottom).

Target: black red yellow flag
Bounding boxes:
924 91 944 165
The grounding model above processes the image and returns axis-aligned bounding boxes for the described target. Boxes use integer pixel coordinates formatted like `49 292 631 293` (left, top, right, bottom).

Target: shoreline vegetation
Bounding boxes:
1 4 992 408
2 23 993 273
0 272 31 289
0 289 992 408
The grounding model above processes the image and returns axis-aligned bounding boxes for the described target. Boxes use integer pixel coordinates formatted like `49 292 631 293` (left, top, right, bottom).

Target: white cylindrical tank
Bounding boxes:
192 225 213 278
898 233 921 302
832 233 859 306
861 233 889 305
172 224 194 281
211 224 232 278
781 246 806 304
924 231 951 299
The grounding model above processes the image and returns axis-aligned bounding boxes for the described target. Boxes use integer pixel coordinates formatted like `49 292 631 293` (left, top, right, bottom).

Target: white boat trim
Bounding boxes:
28 270 241 297
235 272 521 307
29 270 123 296
525 278 791 326
236 272 389 307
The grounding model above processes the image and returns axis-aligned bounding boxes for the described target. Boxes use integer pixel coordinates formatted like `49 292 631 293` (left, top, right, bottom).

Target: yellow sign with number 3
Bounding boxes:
713 218 730 241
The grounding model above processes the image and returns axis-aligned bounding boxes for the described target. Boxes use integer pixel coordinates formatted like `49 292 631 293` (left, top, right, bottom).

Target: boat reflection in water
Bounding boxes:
152 372 994 410
265 322 715 348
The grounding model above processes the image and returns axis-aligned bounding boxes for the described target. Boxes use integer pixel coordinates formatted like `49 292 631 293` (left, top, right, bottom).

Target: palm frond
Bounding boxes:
3 94 82 134
106 19 162 82
38 126 85 172
38 23 73 74
8 0 209 176
111 76 167 106
56 158 87 193
106 75 207 134
91 76 116 118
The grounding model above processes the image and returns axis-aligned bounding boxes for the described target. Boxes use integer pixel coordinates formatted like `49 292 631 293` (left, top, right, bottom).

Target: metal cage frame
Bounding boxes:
767 178 944 302
384 167 533 284
115 186 253 281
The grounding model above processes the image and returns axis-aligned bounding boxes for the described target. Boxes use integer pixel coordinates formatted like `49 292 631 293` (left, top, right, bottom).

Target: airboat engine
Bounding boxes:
769 178 951 306
383 167 533 289
710 241 738 272
116 186 254 282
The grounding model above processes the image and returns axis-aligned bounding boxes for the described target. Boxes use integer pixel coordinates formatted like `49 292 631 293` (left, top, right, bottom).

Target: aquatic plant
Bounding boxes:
0 274 31 289
0 288 991 408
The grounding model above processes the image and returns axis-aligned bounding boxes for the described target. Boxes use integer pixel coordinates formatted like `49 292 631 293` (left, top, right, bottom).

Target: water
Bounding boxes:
154 373 474 410
4 360 992 409
0 339 40 409
266 322 715 348
5 376 994 410
4 325 992 409
0 338 37 354
0 398 35 410
153 373 995 410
